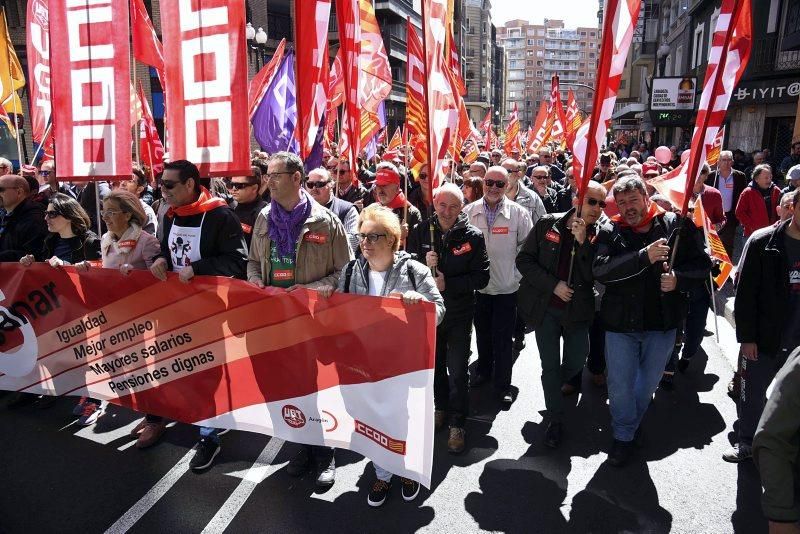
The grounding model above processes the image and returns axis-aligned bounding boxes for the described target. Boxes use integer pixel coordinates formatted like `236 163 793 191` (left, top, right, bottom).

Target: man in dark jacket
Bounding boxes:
231 167 268 249
753 346 800 530
726 189 800 463
517 181 607 449
304 167 359 254
335 159 368 210
0 175 48 262
366 163 422 246
150 160 247 472
593 176 711 466
705 150 747 258
407 182 490 454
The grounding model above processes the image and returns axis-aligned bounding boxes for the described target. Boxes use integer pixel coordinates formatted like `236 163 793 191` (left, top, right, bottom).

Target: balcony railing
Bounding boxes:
748 35 800 74
544 42 580 51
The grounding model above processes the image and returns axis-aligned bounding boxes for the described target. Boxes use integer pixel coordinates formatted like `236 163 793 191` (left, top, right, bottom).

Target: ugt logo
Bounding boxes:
282 405 306 429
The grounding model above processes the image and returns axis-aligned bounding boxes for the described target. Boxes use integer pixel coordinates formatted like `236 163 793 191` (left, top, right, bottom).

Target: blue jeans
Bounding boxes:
605 330 676 441
199 426 220 444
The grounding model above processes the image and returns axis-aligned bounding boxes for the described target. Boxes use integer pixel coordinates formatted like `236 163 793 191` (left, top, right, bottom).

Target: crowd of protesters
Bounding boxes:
0 139 798 524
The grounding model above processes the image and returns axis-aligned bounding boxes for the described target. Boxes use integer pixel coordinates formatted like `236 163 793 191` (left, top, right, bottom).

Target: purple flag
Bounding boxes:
252 52 299 155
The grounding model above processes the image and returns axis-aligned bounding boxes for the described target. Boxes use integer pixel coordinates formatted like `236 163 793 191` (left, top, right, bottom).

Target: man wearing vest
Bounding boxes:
247 151 353 487
407 182 490 453
304 167 359 254
150 160 248 472
464 166 533 405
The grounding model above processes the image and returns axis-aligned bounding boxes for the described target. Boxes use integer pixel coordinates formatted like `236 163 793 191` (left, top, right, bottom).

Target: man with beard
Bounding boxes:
407 182 490 453
593 176 711 466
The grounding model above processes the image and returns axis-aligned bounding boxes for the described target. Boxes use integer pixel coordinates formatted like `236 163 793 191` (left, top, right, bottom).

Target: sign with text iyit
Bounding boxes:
161 0 250 177
730 78 800 105
49 0 132 180
650 77 697 111
0 265 436 486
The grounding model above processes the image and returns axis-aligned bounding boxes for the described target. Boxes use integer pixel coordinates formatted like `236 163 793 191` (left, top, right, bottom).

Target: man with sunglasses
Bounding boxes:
231 167 268 249
150 160 248 472
531 165 571 214
517 181 609 449
248 152 353 488
463 166 533 404
304 167 359 253
335 160 368 211
538 148 565 184
0 175 48 262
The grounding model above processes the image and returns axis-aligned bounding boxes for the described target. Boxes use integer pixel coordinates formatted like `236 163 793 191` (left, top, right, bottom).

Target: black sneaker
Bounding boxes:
367 479 391 507
500 389 514 406
607 439 634 467
469 373 489 387
400 477 420 502
544 421 562 449
190 438 220 471
659 373 674 390
513 338 526 352
286 446 311 477
677 358 691 373
315 456 336 487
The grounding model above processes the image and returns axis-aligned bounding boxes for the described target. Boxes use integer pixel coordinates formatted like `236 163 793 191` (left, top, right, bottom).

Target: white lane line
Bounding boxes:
104 448 194 534
74 416 144 446
201 438 285 534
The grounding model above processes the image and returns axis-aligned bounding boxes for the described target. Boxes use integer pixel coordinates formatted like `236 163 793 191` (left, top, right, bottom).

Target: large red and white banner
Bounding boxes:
503 104 521 155
680 0 751 214
572 0 641 203
161 0 250 177
0 265 437 486
50 0 132 180
26 0 53 158
295 1 331 160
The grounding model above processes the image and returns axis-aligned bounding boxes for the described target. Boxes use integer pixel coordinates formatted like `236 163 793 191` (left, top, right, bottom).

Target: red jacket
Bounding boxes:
699 185 726 226
735 184 782 237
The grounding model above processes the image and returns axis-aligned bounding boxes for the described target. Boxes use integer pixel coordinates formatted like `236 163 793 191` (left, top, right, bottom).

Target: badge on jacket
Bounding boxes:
452 242 473 256
241 223 253 235
304 232 328 244
545 230 560 244
491 226 509 235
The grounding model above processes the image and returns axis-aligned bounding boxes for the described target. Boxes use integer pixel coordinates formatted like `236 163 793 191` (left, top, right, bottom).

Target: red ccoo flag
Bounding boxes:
504 104 521 155
248 39 287 120
138 82 164 176
572 0 641 206
528 101 549 154
479 108 493 150
546 75 567 146
564 89 582 151
130 0 165 85
335 0 362 179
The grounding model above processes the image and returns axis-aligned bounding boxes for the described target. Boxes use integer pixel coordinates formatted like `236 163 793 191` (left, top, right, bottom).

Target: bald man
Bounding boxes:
0 175 48 262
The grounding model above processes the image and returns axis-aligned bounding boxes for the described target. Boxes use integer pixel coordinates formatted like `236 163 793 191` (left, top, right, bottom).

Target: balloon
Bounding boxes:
655 146 671 164
681 149 691 163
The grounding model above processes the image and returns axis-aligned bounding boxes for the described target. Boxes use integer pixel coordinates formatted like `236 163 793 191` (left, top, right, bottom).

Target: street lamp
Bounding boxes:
255 27 268 69
657 43 670 77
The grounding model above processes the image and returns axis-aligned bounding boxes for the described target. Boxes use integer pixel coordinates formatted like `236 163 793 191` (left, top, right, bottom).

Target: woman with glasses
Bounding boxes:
330 204 444 508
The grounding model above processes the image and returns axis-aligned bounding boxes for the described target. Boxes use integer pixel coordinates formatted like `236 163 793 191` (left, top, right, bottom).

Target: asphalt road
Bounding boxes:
0 312 767 534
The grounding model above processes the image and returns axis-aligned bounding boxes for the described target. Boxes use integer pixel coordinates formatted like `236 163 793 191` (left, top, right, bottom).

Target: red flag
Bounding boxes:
504 104 521 155
295 1 331 160
335 0 362 177
357 0 392 114
130 0 165 84
26 0 52 156
328 53 344 108
405 20 428 178
564 89 582 150
387 127 402 152
706 125 726 166
546 75 567 146
682 0 751 214
138 83 164 176
50 0 131 180
162 0 250 177
572 0 642 205
248 39 286 120
693 196 734 287
478 109 492 149
528 101 549 154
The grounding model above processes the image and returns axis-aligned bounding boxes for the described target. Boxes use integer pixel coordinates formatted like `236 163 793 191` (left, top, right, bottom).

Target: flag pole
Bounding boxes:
419 4 437 275
132 62 141 166
30 121 53 164
2 8 22 164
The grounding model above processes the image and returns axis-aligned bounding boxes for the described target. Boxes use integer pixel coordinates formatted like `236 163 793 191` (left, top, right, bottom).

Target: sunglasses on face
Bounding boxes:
39 170 51 177
160 180 181 190
230 182 257 190
44 210 62 219
533 175 548 180
305 180 330 189
585 198 607 208
356 232 387 244
484 179 506 189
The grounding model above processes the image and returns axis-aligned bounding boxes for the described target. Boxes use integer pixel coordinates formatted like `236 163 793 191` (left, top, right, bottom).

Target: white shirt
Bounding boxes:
717 170 735 212
368 269 387 297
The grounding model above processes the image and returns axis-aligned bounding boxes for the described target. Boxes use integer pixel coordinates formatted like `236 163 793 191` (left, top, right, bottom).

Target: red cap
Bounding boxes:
642 162 660 176
381 151 397 161
374 167 400 186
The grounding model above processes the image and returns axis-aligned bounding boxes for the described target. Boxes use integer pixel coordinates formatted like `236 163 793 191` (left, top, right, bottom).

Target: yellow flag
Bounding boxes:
0 8 26 109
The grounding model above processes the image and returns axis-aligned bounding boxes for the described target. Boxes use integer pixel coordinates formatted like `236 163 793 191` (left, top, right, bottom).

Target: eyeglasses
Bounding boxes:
39 170 51 177
484 179 506 189
266 171 295 180
100 210 123 218
160 180 181 190
44 210 62 219
230 182 257 190
305 180 330 189
585 198 607 208
355 232 387 244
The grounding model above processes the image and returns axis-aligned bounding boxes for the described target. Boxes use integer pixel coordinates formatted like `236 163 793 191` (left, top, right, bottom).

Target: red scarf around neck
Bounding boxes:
381 190 407 210
612 201 665 231
166 186 228 218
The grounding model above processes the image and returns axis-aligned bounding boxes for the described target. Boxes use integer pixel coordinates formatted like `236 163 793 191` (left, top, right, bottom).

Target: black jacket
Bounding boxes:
540 187 572 214
42 231 101 263
233 198 268 248
0 199 49 262
705 169 747 217
516 209 601 329
406 212 490 326
593 211 711 333
735 219 793 354
157 205 247 279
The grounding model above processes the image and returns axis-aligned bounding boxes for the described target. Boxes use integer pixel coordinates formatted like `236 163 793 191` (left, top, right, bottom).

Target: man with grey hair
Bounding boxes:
0 157 11 177
593 176 711 466
304 167 359 254
502 158 546 226
468 161 487 179
0 174 48 262
705 149 747 257
407 181 490 453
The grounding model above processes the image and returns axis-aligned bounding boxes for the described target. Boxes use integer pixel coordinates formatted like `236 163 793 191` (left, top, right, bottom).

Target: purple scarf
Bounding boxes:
268 189 313 256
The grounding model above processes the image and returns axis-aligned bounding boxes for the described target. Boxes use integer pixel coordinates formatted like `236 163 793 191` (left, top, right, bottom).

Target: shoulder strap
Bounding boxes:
407 262 417 291
343 260 356 293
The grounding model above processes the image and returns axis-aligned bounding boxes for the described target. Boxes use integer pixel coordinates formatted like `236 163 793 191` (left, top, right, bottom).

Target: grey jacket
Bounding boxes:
337 251 446 326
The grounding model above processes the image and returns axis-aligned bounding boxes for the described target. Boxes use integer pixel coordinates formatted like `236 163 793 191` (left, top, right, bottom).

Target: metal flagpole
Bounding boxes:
133 63 141 166
710 269 720 343
30 121 53 164
95 183 102 236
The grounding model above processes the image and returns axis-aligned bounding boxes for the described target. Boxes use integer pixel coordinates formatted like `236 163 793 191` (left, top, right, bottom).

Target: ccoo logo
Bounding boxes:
282 405 306 428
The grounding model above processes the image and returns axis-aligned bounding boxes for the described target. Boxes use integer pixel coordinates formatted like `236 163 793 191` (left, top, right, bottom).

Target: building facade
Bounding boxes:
463 0 500 126
496 18 601 129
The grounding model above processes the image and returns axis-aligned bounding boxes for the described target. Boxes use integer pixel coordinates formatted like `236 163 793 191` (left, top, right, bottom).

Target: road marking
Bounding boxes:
74 417 143 446
104 448 194 534
201 438 285 534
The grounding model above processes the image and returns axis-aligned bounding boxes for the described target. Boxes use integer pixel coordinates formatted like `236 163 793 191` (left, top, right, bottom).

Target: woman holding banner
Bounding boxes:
333 204 444 507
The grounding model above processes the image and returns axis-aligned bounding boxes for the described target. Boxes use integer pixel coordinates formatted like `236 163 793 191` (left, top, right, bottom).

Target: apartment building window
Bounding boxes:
590 32 596 37
536 80 543 86
536 50 543 57
580 52 586 58
693 23 705 67
588 72 595 78
589 52 596 58
536 70 543 76
579 72 585 77
528 39 534 45
537 61 543 66
580 31 586 36
579 62 585 67
537 39 544 46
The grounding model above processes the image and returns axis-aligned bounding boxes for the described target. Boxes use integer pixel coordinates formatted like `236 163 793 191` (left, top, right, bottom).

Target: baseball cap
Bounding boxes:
374 167 400 186
788 164 800 182
642 162 660 176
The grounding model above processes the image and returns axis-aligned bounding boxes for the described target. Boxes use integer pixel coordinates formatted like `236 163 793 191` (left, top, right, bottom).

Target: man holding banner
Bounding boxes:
247 151 353 486
150 160 248 471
